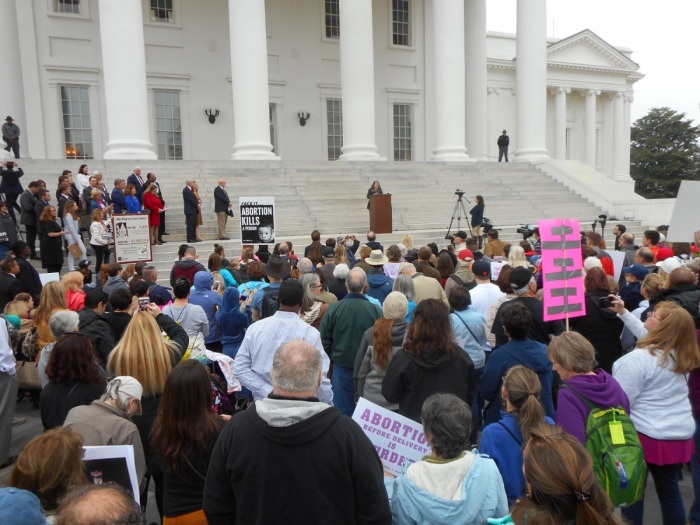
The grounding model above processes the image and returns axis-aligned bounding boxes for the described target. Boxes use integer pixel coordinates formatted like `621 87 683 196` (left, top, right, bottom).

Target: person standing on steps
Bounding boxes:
214 179 233 240
2 116 20 159
183 179 199 244
498 130 509 162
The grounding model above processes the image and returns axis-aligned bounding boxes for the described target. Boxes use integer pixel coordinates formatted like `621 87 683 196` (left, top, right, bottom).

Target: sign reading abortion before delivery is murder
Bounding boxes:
112 214 151 264
352 397 429 476
239 197 276 245
539 219 586 322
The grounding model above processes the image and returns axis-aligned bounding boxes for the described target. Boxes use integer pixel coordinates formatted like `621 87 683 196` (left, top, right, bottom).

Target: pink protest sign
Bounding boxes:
538 219 586 322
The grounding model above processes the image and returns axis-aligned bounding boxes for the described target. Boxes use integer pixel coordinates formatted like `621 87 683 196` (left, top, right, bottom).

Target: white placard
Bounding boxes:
112 214 152 264
490 261 504 281
39 272 60 285
352 397 430 476
239 197 276 244
83 445 140 505
604 249 627 283
667 181 700 242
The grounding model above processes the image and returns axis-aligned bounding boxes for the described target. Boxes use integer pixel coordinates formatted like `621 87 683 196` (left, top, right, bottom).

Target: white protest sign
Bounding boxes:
490 261 504 281
239 197 276 245
667 181 700 242
352 397 429 476
112 214 151 264
83 445 140 505
39 272 60 285
604 250 627 283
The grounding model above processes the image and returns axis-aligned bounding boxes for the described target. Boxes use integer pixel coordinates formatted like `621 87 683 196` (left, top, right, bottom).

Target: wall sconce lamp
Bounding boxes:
205 108 220 124
298 112 310 126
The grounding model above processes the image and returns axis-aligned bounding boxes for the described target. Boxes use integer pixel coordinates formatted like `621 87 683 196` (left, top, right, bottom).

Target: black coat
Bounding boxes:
15 256 42 302
569 291 624 373
39 220 64 268
182 186 199 216
648 284 700 328
19 189 38 226
35 200 49 234
214 186 231 213
78 309 116 368
0 272 22 311
127 173 145 202
0 167 24 196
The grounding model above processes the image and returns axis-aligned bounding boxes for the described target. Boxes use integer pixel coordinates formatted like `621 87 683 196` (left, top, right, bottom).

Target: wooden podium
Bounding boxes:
369 194 392 234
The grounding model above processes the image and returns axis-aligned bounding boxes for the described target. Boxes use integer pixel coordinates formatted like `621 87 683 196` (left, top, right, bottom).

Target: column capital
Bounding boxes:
625 94 634 103
587 89 601 97
487 86 500 95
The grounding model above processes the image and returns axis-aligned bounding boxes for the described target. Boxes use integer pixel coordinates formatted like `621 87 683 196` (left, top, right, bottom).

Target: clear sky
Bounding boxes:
486 0 700 126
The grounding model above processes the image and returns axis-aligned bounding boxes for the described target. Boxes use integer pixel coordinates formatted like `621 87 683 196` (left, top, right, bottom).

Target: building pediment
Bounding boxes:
547 29 641 75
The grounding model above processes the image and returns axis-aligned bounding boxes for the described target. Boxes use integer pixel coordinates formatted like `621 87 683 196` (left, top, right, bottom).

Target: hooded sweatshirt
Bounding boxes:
555 369 630 444
367 268 394 305
390 452 508 525
202 397 391 525
215 286 252 358
169 257 206 287
103 275 129 298
189 271 223 345
382 347 475 423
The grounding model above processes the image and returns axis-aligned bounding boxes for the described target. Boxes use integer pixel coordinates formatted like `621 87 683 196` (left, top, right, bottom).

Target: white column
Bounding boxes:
98 0 156 159
338 0 382 160
515 0 549 161
554 87 569 160
228 0 278 160
584 89 599 168
612 91 627 180
431 0 469 161
623 94 633 179
0 0 26 160
464 0 487 160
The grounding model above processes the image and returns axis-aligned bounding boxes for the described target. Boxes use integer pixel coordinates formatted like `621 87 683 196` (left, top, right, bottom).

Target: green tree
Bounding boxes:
630 107 700 198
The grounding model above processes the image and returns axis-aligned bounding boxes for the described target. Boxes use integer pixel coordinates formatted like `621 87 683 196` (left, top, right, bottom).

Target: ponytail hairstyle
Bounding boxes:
503 365 545 441
512 423 622 525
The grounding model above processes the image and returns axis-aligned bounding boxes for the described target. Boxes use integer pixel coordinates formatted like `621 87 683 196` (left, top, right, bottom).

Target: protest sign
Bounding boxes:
604 249 627 283
539 219 586 322
83 445 140 505
352 397 429 476
39 273 60 285
667 180 700 242
490 261 504 281
112 214 151 264
239 197 276 244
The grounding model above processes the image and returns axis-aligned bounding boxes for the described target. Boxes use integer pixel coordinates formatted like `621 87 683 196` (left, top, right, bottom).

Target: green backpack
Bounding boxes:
561 384 647 507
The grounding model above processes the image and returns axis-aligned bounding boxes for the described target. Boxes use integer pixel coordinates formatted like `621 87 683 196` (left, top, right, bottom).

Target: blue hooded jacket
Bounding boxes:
189 271 223 344
215 287 252 358
390 453 508 525
367 269 394 305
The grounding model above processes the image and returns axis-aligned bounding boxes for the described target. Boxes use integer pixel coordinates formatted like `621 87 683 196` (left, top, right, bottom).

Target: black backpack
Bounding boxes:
260 286 280 319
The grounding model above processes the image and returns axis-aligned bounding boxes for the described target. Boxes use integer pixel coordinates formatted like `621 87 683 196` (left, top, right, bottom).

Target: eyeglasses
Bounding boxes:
647 311 662 321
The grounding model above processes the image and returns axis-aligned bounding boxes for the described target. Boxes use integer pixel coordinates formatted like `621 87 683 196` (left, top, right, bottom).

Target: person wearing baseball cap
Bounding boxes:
444 249 476 300
620 264 649 312
453 230 468 252
468 260 505 318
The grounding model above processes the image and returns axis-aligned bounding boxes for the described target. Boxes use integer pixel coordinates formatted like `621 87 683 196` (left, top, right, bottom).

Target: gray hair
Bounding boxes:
297 258 313 274
114 178 125 186
185 179 195 186
270 340 323 393
346 268 367 293
513 277 535 296
396 243 407 258
392 274 415 301
333 263 350 280
49 310 80 339
621 232 635 245
421 393 472 459
299 273 322 312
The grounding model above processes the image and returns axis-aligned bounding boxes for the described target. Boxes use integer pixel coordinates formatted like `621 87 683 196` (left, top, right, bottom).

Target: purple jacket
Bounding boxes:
555 369 630 444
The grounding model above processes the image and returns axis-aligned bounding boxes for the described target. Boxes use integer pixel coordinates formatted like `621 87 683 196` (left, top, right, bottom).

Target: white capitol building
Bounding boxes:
0 0 674 226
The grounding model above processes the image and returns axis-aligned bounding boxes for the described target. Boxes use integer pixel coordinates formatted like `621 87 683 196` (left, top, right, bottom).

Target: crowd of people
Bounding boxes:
1 166 700 524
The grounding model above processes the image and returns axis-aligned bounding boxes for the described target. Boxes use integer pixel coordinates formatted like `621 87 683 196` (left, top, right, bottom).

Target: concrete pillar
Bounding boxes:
0 0 26 160
98 0 156 159
431 0 469 160
464 0 487 160
554 87 569 160
515 0 549 161
338 0 382 160
612 91 628 181
584 89 599 167
228 0 278 159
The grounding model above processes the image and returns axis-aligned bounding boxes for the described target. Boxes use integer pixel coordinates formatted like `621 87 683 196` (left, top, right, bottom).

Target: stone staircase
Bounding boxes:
17 160 647 285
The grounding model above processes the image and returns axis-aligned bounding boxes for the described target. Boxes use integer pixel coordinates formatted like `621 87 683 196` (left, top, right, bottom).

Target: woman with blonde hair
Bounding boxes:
8 427 88 521
107 304 188 520
61 271 86 312
507 245 530 269
480 365 554 505
611 299 700 524
34 281 68 351
89 209 111 285
62 200 87 271
4 297 34 335
39 206 65 274
511 423 624 525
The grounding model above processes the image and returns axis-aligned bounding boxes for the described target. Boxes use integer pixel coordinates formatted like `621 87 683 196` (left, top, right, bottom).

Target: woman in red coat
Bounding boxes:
143 184 164 245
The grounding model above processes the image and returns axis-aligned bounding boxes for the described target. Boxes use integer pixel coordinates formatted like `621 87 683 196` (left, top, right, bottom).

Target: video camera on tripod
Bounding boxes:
591 214 608 232
516 224 537 241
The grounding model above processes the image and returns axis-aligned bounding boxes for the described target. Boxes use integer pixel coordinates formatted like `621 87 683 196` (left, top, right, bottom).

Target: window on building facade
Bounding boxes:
154 90 182 160
393 103 412 161
54 0 80 14
327 99 343 161
150 0 174 23
392 0 410 46
325 0 340 39
60 86 93 159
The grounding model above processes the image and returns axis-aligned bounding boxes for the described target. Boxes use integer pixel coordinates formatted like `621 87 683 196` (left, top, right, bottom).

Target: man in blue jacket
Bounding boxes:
111 179 127 214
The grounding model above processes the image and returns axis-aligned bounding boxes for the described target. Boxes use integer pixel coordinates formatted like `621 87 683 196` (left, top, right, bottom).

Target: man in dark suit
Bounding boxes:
0 257 23 312
0 160 24 224
81 176 99 209
183 180 199 243
55 171 81 209
111 179 127 214
34 189 51 239
214 179 232 240
57 183 73 224
11 242 42 303
147 172 167 241
19 181 40 259
126 166 146 203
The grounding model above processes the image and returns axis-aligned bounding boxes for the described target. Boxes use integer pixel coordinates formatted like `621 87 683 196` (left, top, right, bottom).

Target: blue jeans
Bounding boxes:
621 462 686 525
331 364 355 416
690 420 700 524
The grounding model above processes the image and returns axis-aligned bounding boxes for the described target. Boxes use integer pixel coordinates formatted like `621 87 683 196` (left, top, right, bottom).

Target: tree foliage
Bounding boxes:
630 107 700 198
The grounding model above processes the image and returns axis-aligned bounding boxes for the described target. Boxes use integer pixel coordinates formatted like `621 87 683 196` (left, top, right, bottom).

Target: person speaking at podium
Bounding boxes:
366 180 383 210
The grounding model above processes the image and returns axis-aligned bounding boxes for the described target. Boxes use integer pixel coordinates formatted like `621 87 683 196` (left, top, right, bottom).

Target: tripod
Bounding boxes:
445 193 472 241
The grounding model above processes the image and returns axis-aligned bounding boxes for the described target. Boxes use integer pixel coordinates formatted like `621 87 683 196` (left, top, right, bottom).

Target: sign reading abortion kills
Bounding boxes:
539 219 586 322
352 397 429 476
239 196 276 244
